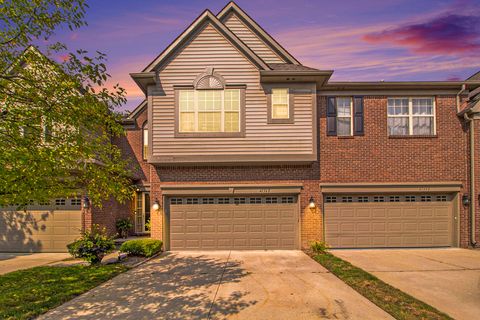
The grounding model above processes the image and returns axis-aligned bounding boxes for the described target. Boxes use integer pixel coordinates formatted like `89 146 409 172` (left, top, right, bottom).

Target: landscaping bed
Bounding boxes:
0 264 128 320
307 250 453 320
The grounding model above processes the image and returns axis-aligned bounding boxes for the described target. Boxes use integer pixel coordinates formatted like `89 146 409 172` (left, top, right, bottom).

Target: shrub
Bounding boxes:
310 240 329 254
120 239 163 257
116 218 133 238
67 225 115 264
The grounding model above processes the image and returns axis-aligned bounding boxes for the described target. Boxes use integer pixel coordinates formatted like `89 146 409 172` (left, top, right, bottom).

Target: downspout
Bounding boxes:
456 84 467 113
463 112 477 247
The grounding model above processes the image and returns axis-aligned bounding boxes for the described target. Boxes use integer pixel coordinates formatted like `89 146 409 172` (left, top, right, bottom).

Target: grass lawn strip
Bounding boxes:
310 252 452 320
0 264 127 320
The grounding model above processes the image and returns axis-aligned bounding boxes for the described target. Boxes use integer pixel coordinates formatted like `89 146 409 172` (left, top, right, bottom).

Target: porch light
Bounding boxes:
152 199 160 211
82 196 90 209
462 194 470 206
309 196 316 209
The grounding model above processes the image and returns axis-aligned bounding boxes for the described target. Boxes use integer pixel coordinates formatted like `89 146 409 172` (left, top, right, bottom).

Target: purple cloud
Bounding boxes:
363 14 480 55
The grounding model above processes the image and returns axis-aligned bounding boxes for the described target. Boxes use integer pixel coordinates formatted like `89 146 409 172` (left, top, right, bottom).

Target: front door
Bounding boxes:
135 192 151 234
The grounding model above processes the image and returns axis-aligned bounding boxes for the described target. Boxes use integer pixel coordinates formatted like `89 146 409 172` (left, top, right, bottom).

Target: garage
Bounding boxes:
324 193 455 248
0 199 82 253
168 195 299 250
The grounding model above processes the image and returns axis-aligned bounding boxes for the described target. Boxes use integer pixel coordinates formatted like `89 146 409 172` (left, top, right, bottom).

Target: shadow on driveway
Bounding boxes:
42 252 256 319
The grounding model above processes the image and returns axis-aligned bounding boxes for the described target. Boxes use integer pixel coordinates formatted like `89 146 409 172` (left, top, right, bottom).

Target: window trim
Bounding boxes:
174 85 246 138
387 97 436 136
336 97 353 136
142 121 148 160
267 87 294 124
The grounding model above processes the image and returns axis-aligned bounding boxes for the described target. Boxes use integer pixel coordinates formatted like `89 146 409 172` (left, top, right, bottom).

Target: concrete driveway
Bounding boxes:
41 251 392 319
0 252 70 275
332 248 480 320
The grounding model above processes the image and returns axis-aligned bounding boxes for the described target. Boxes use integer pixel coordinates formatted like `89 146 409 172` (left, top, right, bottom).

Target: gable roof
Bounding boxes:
142 9 270 72
127 99 147 120
217 2 301 65
467 71 480 81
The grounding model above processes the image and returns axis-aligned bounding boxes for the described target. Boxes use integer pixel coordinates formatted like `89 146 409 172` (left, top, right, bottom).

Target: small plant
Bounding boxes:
116 218 133 238
310 240 329 254
120 239 163 257
145 218 151 231
67 225 115 264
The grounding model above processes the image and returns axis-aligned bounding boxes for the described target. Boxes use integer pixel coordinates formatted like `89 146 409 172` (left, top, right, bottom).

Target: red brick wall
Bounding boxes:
83 197 133 236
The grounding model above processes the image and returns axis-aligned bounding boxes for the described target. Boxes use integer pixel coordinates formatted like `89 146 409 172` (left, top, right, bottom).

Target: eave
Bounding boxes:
322 81 480 91
260 70 333 86
130 72 155 95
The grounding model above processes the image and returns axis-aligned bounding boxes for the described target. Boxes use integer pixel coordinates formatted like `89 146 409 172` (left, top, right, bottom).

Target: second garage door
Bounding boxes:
169 196 299 250
324 194 454 248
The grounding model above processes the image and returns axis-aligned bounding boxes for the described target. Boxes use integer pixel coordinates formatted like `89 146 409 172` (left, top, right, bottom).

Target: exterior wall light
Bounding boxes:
82 196 90 209
462 194 470 206
152 199 160 211
309 196 316 209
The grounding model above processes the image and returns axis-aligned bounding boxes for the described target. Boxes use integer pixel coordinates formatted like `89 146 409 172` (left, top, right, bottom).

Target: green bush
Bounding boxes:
67 225 115 264
310 240 329 254
120 239 163 257
116 218 133 238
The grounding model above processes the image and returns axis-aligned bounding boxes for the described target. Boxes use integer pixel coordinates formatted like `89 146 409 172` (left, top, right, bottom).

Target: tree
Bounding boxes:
0 0 133 207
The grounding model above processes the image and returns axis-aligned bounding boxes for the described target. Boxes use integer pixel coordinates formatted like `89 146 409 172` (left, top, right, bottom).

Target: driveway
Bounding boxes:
332 248 480 320
0 252 70 275
41 251 392 319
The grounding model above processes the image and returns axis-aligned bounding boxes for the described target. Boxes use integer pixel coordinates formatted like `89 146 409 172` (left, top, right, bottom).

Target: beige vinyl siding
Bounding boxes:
151 22 315 160
222 12 285 64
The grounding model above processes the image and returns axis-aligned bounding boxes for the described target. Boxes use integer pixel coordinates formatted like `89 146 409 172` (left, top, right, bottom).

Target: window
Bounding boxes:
142 122 148 160
341 196 353 203
388 97 435 136
178 89 241 134
70 199 81 206
325 196 337 203
271 88 289 119
55 199 66 206
336 97 353 136
373 196 385 202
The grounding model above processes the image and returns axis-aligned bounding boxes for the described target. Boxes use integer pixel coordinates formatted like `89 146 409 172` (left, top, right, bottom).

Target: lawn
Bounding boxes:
310 252 453 320
0 264 128 320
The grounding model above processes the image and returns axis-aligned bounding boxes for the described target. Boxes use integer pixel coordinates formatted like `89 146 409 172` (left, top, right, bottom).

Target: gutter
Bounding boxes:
456 84 467 113
464 112 477 247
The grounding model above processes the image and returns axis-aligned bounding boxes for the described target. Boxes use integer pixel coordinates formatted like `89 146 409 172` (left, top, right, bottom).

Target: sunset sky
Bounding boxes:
47 0 480 111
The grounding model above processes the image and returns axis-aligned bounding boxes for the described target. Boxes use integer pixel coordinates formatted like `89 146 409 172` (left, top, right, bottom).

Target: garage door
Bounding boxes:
324 194 454 248
0 199 82 252
169 196 299 250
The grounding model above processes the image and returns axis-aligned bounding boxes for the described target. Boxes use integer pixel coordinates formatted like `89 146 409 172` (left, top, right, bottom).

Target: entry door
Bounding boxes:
135 192 150 234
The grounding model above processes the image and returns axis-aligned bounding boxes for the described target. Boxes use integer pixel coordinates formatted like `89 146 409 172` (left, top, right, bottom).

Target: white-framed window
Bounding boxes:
271 88 289 119
387 97 435 136
336 97 353 136
142 121 148 160
179 89 240 133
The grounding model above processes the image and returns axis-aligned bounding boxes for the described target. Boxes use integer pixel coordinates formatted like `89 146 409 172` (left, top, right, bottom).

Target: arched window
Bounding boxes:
142 121 148 160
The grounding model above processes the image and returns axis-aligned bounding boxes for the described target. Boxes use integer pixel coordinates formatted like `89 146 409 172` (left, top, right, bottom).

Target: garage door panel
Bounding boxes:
325 195 453 248
170 199 298 250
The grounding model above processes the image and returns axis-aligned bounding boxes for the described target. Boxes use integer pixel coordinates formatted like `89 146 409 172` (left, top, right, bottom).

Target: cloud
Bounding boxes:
363 14 480 55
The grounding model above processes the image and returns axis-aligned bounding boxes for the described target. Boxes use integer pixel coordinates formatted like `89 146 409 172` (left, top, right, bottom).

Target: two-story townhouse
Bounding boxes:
119 1 480 251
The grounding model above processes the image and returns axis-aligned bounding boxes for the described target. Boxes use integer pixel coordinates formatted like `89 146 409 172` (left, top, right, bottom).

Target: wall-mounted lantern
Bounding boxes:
82 195 90 209
462 194 470 206
309 196 316 209
152 199 160 211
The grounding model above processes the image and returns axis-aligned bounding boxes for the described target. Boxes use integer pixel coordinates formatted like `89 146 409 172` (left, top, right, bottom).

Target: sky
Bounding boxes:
46 0 480 111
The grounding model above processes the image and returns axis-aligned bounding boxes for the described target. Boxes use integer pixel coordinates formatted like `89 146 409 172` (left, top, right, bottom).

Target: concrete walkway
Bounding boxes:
41 251 392 319
332 248 480 320
0 252 70 275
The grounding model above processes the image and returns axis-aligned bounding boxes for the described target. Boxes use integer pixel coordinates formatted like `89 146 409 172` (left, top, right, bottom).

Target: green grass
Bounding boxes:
0 264 128 320
311 252 453 320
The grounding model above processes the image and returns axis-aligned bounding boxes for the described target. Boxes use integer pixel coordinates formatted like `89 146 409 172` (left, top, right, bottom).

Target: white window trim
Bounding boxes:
387 97 436 136
336 97 353 136
142 122 148 160
271 88 289 120
179 89 240 133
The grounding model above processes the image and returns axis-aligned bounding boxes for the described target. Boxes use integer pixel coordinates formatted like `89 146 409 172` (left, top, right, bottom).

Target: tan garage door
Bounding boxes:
169 196 299 250
0 200 82 252
324 194 454 248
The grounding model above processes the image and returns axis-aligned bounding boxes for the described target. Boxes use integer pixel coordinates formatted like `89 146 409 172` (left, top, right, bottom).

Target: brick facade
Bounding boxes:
112 94 479 249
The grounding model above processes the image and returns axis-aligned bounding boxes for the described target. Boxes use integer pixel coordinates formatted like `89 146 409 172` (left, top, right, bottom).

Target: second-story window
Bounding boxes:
387 97 435 136
142 121 148 160
336 97 353 136
271 88 289 119
178 89 240 133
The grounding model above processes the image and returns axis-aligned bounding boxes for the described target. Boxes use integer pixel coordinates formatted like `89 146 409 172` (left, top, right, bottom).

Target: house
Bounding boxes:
2 2 480 252
121 1 480 251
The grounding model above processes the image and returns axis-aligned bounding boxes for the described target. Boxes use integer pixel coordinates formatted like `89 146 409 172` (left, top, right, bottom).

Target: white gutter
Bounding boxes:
464 112 477 247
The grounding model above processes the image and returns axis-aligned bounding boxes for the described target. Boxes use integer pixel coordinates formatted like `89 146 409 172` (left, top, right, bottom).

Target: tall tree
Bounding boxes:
0 0 133 206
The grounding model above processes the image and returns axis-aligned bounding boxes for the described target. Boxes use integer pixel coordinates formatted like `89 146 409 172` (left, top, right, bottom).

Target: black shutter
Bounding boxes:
327 97 337 136
353 96 364 136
